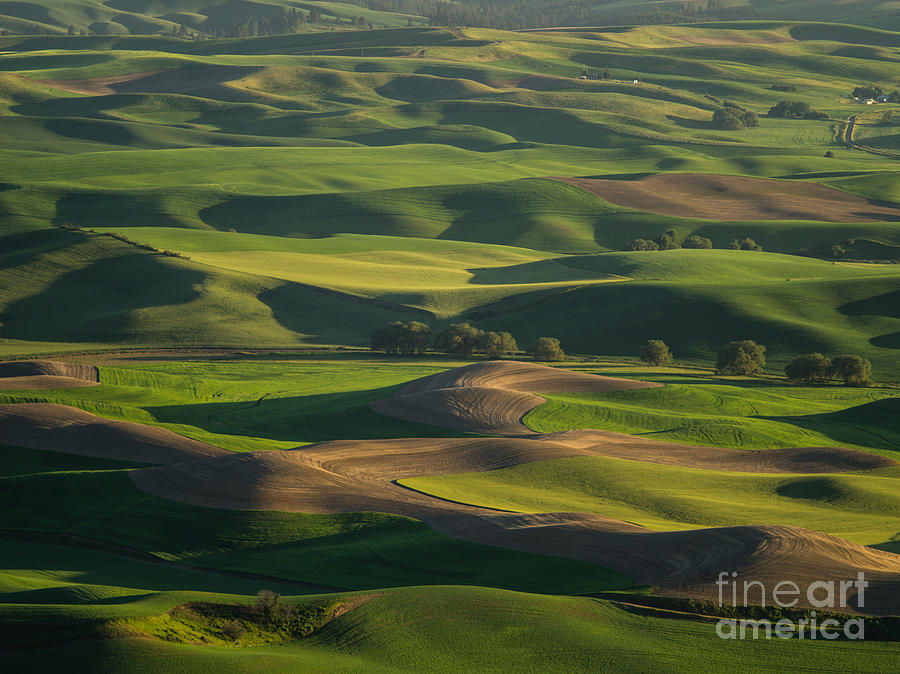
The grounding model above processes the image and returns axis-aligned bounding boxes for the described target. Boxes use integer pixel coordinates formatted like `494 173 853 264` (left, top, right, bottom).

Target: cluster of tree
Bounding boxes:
627 231 713 251
850 86 898 102
729 237 762 251
581 65 612 80
639 338 874 387
785 353 871 387
205 8 312 38
768 101 828 120
328 0 764 31
712 103 758 130
769 84 797 92
370 321 432 355
433 323 517 358
370 321 567 361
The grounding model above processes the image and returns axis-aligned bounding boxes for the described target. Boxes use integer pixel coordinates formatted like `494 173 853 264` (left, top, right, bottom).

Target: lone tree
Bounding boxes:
434 322 483 357
716 340 766 376
785 353 832 384
682 235 712 249
256 589 281 621
528 337 565 362
831 354 871 387
479 330 518 359
640 339 672 366
371 321 431 355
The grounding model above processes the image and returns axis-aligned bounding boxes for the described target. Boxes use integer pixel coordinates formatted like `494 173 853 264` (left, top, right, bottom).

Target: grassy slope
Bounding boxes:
402 455 900 544
524 379 900 454
1 357 899 667
2 582 897 672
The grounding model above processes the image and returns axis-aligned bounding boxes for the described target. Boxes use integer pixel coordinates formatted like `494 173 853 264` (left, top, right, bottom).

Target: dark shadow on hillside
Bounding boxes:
52 190 190 229
44 117 152 147
757 399 900 453
108 65 262 95
259 280 431 347
12 94 138 118
666 115 713 130
472 282 836 359
145 387 471 445
0 51 112 71
840 290 900 321
871 332 900 348
0 228 86 272
0 252 203 342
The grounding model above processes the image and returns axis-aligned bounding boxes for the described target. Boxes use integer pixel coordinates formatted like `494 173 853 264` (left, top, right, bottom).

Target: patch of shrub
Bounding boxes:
682 235 712 249
221 620 245 641
729 237 763 251
628 238 659 251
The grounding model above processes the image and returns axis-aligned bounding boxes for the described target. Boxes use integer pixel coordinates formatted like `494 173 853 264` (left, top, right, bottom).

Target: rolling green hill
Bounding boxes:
2 17 900 672
0 22 898 375
1 356 899 669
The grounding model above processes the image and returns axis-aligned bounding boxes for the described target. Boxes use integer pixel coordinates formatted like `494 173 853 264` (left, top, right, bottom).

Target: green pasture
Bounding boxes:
402 455 900 545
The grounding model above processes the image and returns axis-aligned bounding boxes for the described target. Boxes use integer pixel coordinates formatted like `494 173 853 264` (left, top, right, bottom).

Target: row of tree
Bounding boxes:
371 322 565 360
785 353 872 386
628 231 762 252
640 338 872 386
373 326 874 386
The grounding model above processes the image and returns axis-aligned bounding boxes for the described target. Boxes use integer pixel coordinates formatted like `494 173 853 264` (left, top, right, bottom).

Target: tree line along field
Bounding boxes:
0 0 899 34
0 21 898 379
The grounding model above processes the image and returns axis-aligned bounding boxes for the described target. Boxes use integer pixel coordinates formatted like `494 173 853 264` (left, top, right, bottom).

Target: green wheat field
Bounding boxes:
0 3 899 671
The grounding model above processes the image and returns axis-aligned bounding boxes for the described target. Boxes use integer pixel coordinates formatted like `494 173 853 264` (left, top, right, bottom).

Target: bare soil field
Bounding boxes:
556 174 900 222
0 403 228 463
430 514 900 614
370 360 660 434
0 360 99 389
